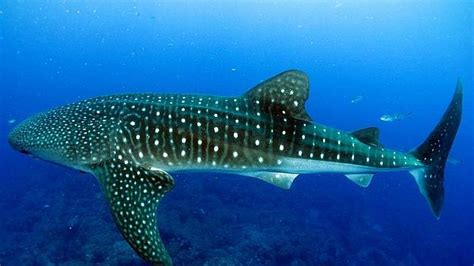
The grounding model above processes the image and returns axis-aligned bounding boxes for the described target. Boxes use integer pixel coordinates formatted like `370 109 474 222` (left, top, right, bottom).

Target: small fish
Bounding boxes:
380 114 398 122
380 112 411 122
350 95 363 104
8 119 16 124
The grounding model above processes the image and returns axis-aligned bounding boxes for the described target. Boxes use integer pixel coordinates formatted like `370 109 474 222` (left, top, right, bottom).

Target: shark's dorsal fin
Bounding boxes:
92 159 175 265
352 127 382 147
243 70 312 121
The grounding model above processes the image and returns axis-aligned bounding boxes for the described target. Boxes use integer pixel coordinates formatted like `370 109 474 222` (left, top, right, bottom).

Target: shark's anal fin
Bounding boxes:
92 160 175 266
345 174 374 188
243 70 312 121
352 127 382 147
242 172 298 189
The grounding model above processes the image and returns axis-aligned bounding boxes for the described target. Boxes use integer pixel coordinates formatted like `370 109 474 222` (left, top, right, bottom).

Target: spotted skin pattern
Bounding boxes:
93 162 174 264
8 70 462 265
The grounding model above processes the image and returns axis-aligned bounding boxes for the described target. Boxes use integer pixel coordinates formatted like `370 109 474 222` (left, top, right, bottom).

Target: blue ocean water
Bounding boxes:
0 1 472 265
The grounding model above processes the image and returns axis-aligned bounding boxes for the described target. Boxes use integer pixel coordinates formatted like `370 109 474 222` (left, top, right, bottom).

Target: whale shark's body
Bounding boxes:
8 70 462 265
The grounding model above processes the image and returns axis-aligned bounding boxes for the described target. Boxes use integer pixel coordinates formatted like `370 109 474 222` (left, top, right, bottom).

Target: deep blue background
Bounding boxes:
0 2 472 265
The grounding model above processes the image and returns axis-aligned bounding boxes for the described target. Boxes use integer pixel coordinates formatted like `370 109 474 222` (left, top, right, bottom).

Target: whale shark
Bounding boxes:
8 70 462 265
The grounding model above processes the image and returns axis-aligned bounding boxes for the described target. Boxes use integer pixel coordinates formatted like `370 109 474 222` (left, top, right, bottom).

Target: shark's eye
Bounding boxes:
20 149 30 155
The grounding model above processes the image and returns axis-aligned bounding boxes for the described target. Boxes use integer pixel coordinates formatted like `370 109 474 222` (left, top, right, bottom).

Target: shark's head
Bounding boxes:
9 105 112 171
9 112 73 164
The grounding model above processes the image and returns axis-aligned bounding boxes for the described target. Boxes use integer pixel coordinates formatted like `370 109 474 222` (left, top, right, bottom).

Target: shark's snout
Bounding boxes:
8 111 97 166
8 126 20 149
8 124 29 154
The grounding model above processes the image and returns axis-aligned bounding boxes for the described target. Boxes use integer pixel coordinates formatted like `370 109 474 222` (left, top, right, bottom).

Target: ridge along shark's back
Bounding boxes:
8 70 463 265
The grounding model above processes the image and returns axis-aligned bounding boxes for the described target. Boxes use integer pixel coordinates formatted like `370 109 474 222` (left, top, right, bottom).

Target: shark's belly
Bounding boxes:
277 156 397 174
150 154 401 176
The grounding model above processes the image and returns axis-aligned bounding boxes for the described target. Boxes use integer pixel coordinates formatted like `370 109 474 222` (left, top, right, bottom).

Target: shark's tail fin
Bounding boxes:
409 80 463 218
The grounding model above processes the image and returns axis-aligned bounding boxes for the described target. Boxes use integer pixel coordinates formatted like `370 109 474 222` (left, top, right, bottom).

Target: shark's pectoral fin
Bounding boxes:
243 70 312 121
242 172 298 189
92 160 175 266
345 174 374 188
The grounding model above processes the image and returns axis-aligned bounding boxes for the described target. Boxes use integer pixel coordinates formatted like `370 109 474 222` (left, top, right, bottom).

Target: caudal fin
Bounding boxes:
410 80 463 218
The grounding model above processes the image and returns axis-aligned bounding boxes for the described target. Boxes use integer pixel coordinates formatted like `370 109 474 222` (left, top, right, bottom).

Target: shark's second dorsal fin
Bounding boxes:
352 127 382 147
243 70 312 121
